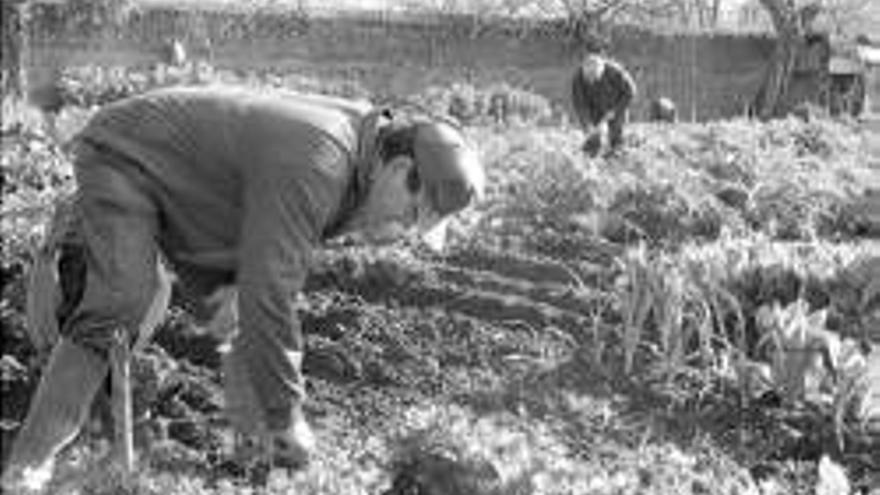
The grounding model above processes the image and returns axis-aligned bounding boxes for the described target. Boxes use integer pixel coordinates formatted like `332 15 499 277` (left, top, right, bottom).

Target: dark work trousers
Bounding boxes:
4 141 173 475
62 141 171 353
65 140 305 433
607 109 627 150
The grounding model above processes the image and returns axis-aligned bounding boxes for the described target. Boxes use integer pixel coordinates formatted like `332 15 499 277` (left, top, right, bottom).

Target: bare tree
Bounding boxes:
2 0 132 119
712 0 723 26
673 0 725 29
406 0 696 34
754 0 815 118
2 0 33 100
515 0 679 46
754 0 874 118
820 0 872 34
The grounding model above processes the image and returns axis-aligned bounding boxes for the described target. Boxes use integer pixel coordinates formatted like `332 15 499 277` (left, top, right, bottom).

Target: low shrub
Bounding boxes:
1 125 74 271
407 82 556 127
606 184 724 245
56 63 371 108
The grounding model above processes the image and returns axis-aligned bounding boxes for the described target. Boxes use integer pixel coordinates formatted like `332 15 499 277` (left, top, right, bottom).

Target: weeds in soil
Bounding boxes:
2 76 880 493
611 236 879 467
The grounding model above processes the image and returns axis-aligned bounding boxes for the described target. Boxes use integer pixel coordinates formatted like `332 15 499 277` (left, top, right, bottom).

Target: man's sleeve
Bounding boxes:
236 176 319 350
234 137 348 424
237 142 347 343
611 62 637 110
571 67 595 128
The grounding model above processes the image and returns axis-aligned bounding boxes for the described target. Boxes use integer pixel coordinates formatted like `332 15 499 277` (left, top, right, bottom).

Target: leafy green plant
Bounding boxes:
613 246 746 389
1 121 74 272
754 300 839 404
753 300 876 444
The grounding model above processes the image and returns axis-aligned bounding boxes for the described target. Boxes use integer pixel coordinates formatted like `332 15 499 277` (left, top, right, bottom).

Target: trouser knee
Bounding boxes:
64 274 170 356
608 125 624 148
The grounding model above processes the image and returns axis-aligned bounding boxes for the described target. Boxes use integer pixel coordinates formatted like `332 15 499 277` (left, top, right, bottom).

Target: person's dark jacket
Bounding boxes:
77 87 373 341
571 58 636 128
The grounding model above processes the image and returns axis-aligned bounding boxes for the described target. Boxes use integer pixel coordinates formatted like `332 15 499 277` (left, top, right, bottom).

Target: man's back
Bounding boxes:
571 57 636 126
75 86 368 264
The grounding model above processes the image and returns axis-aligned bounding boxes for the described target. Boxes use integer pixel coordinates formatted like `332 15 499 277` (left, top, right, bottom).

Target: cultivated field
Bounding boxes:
2 60 880 495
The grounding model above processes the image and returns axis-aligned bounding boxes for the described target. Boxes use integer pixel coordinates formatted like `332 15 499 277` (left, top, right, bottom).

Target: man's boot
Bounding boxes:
1 339 108 492
223 345 315 470
269 403 315 469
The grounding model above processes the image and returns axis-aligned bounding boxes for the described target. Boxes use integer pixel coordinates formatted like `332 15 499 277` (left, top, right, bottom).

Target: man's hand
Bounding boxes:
581 121 608 156
582 131 603 155
205 286 238 343
598 111 615 127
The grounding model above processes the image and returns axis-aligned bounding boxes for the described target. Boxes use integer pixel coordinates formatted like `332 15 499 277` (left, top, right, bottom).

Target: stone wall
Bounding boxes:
16 5 777 121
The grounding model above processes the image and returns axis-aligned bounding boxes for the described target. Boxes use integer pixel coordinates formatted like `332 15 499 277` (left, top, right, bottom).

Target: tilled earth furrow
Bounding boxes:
441 247 588 286
308 267 592 334
432 263 613 318
306 247 616 334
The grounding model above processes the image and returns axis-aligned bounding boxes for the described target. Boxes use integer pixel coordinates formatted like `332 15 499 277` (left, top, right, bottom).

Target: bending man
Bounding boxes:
571 53 637 156
3 85 485 491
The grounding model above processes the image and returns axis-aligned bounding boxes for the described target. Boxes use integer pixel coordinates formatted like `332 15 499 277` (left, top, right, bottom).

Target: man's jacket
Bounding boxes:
571 58 636 127
75 85 372 358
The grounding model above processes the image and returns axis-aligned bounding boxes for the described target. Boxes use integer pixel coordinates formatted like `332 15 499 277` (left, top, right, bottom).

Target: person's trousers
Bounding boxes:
71 141 306 432
5 142 168 474
6 142 305 474
607 109 627 150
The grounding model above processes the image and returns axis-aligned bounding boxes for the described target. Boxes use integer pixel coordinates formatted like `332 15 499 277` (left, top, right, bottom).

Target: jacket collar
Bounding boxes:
321 108 392 240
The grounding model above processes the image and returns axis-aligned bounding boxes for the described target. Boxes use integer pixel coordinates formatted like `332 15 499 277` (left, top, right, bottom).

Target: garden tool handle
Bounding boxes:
110 328 135 483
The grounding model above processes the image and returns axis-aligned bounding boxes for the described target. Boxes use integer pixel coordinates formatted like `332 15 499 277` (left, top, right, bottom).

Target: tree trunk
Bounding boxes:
757 0 804 119
711 0 722 27
2 0 31 100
